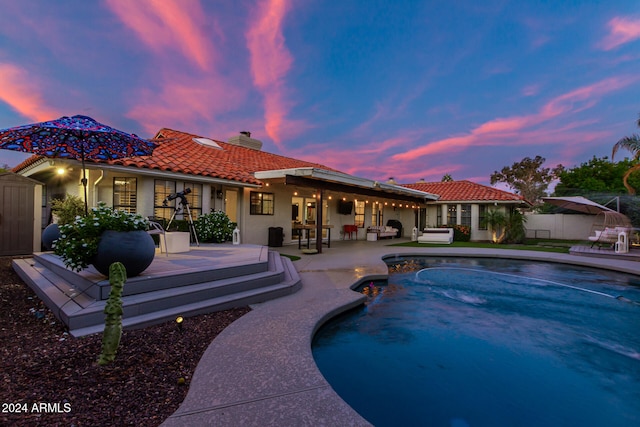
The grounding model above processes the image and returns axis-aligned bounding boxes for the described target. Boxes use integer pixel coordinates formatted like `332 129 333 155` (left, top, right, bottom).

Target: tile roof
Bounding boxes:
403 180 526 203
14 128 343 186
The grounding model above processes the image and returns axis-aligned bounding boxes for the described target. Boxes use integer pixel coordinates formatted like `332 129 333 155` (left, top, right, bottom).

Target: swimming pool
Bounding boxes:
312 258 640 426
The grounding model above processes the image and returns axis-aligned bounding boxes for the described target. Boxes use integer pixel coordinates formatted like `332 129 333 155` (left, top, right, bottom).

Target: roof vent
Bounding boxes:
193 137 223 149
228 132 263 150
386 177 397 185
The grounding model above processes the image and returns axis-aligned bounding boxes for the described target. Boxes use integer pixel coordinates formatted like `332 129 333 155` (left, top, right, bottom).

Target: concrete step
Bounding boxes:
12 247 301 337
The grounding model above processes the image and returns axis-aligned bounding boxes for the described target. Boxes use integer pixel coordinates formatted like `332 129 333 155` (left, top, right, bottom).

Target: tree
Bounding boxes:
554 156 640 196
490 155 563 206
441 173 453 182
0 163 9 172
503 210 527 244
611 114 640 195
481 209 507 243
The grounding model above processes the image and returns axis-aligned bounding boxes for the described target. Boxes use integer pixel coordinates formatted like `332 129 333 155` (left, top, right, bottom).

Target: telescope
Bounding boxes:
163 187 191 206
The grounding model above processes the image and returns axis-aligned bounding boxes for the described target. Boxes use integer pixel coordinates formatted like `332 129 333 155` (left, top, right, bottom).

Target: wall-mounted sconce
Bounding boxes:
216 190 223 199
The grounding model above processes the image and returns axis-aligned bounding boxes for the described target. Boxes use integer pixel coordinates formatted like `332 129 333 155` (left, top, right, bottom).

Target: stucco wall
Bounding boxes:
524 213 595 240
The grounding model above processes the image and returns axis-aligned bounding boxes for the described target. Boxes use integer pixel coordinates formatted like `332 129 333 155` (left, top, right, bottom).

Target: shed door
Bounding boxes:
0 181 34 255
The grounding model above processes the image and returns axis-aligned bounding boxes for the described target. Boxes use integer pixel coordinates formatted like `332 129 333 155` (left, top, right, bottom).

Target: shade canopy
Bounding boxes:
541 196 614 215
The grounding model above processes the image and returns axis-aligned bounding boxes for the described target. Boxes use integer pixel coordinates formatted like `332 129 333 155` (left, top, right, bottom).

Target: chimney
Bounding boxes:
386 177 397 185
417 178 426 183
228 131 263 150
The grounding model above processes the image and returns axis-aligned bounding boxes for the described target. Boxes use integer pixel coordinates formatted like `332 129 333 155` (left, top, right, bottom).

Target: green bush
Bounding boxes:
195 210 234 243
54 202 149 271
441 224 471 242
51 194 84 225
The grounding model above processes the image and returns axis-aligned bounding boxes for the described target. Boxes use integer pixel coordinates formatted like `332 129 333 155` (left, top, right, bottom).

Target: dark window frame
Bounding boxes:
250 192 275 215
478 204 488 230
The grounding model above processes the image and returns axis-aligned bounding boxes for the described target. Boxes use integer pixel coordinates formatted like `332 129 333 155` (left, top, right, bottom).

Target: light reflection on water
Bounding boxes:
312 258 640 427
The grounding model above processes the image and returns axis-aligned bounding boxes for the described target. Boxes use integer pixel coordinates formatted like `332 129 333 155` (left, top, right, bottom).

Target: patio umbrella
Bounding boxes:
541 196 614 214
0 115 156 214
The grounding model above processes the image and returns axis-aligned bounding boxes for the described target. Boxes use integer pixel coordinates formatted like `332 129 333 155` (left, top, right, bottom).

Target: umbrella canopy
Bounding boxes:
0 115 156 214
541 196 614 214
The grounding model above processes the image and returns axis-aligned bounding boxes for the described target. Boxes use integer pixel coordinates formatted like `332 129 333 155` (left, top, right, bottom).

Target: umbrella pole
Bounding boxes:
81 149 88 215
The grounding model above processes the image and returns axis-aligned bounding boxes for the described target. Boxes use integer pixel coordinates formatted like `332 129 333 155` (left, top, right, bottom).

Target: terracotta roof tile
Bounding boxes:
14 128 343 186
403 180 526 203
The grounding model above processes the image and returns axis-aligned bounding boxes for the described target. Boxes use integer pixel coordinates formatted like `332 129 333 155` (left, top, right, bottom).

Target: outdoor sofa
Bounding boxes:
367 225 398 239
417 228 454 244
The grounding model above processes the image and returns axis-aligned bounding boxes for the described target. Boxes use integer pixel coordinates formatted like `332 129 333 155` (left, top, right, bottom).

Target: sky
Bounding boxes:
0 0 639 187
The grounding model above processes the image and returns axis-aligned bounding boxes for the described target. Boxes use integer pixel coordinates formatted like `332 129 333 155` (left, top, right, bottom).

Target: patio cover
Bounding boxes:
541 196 614 214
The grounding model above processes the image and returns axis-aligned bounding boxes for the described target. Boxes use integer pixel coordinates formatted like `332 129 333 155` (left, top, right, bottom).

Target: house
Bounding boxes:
402 180 530 241
13 129 438 250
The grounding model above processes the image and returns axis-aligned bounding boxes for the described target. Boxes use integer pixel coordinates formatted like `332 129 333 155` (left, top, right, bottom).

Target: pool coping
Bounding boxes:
161 244 640 426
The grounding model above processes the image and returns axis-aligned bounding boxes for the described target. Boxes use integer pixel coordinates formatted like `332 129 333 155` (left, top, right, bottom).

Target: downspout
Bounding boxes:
93 170 104 207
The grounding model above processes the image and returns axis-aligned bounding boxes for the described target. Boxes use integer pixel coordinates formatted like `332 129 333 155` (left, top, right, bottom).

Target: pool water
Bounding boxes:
312 258 640 427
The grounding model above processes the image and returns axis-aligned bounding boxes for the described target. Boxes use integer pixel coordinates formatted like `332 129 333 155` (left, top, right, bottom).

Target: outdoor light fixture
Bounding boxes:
176 316 184 330
57 168 65 175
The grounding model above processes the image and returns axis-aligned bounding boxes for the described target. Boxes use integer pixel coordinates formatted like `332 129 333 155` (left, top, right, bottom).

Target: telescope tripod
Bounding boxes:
166 201 200 246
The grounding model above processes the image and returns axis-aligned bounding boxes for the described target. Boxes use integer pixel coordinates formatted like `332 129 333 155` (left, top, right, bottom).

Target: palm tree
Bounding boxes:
612 114 640 195
481 209 507 243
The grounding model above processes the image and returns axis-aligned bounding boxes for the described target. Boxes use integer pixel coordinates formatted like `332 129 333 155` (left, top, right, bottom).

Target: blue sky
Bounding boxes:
1 0 639 186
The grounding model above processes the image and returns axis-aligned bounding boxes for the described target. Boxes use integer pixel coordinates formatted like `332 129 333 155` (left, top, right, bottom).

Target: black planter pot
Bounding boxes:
92 230 155 277
42 223 61 251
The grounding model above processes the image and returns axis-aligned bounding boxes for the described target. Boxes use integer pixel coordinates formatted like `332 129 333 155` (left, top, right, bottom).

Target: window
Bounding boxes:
436 206 442 226
154 179 175 220
182 182 202 220
250 192 274 215
354 200 365 228
371 202 383 226
461 204 471 227
447 204 457 225
113 177 137 213
478 204 487 230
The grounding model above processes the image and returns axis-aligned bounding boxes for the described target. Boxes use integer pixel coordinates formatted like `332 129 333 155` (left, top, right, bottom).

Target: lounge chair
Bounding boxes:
147 220 168 256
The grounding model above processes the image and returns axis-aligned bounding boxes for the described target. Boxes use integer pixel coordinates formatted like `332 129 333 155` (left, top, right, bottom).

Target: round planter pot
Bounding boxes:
42 223 61 251
92 230 155 277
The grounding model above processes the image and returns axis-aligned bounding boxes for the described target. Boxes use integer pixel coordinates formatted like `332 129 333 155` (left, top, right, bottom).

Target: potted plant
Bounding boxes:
53 202 155 276
42 194 85 250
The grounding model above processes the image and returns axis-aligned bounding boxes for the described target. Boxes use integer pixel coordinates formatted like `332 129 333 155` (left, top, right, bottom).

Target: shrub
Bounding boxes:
195 210 234 243
441 224 471 242
53 202 149 272
452 224 471 242
51 195 84 225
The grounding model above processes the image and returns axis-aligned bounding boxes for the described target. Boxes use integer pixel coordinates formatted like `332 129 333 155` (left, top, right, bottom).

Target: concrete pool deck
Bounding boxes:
161 239 640 426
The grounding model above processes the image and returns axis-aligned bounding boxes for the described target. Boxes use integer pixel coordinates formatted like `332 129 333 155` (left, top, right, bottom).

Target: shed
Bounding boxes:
0 172 43 255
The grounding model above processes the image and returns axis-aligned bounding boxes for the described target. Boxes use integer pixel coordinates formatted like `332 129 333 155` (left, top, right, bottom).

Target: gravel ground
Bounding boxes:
0 256 250 426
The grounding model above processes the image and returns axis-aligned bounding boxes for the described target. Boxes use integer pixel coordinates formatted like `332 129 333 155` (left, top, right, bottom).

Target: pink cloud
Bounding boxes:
0 63 59 122
106 0 215 70
246 0 309 146
598 16 640 50
522 84 541 97
126 77 246 135
392 76 638 162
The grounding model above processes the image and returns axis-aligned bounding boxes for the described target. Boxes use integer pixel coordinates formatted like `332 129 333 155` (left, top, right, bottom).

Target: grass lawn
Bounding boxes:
389 239 584 254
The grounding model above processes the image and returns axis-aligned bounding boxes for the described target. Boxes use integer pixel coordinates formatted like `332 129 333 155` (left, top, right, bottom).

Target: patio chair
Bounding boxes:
147 220 168 256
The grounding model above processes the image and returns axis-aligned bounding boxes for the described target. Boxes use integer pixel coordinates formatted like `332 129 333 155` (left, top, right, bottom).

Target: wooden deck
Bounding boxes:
569 244 640 261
